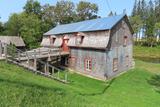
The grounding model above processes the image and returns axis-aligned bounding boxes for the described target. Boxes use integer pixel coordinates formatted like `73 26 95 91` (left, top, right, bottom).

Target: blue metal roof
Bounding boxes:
44 14 126 35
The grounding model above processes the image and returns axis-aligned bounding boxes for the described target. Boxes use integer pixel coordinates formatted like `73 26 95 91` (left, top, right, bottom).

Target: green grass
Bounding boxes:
0 60 160 107
134 46 160 59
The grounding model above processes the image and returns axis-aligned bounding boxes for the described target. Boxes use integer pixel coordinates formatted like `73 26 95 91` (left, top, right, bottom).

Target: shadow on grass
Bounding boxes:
79 78 116 96
148 75 160 93
0 78 65 95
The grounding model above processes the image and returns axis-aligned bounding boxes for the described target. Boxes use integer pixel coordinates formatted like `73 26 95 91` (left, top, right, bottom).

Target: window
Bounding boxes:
113 58 118 72
50 36 56 44
124 36 128 46
69 56 76 67
52 38 56 44
115 31 118 42
125 56 129 67
85 59 92 71
76 35 84 45
80 36 84 44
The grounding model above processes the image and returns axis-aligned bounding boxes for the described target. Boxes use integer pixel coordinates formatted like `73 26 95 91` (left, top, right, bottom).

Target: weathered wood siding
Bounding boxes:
41 17 133 80
106 19 133 77
69 48 107 79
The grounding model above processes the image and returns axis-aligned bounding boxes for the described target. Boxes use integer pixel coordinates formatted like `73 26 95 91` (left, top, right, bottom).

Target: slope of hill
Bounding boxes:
0 60 160 107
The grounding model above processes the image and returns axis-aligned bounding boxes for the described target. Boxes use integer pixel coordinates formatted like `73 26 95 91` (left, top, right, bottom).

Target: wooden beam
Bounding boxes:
0 41 2 57
4 43 7 62
33 50 37 70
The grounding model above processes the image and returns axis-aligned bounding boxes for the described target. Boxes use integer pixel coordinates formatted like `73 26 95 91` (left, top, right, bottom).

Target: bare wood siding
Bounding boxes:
69 48 107 79
106 18 133 77
68 31 110 48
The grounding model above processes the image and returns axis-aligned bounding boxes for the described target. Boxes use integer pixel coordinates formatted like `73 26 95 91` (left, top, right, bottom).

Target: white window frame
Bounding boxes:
85 59 92 71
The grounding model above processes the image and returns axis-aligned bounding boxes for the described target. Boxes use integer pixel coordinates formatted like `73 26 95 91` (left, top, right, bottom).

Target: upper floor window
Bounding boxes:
113 58 118 72
52 38 56 44
76 33 84 45
124 36 128 46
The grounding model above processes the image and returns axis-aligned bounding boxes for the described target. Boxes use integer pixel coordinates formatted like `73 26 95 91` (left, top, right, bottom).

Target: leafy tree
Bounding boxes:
23 0 42 18
129 15 143 40
20 13 42 49
5 13 22 36
54 0 76 24
132 0 138 16
155 0 160 22
0 22 4 35
154 22 160 41
137 0 141 16
76 1 99 21
41 4 56 32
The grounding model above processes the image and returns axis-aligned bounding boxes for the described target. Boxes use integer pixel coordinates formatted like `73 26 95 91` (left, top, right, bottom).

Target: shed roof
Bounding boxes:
44 14 126 35
0 36 25 47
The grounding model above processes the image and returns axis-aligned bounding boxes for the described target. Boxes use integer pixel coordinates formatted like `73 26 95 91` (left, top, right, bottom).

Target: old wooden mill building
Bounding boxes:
41 14 134 80
0 14 134 81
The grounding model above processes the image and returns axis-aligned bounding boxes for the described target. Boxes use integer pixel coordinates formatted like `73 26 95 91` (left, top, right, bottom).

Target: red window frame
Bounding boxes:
69 56 77 67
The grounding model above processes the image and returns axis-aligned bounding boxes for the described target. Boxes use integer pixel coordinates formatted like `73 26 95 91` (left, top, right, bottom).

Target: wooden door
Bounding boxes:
62 39 69 52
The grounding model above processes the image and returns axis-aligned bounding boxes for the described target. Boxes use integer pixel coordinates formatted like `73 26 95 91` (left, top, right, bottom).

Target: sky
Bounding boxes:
0 0 134 23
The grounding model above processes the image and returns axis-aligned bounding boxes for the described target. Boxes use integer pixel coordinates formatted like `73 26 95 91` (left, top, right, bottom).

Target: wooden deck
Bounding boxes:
18 51 69 61
11 47 69 61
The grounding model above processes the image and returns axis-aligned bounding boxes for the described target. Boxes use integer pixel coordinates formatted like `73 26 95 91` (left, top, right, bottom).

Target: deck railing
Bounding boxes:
0 41 68 83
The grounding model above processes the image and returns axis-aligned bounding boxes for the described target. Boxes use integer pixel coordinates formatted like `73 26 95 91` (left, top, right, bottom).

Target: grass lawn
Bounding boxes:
134 46 160 59
0 60 160 107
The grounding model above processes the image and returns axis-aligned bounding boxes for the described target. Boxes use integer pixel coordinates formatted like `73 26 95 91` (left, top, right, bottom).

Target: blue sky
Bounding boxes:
0 0 134 22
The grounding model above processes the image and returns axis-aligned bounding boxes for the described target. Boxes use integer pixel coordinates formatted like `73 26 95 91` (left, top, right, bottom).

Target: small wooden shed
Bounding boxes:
42 14 134 80
0 36 25 58
0 36 25 48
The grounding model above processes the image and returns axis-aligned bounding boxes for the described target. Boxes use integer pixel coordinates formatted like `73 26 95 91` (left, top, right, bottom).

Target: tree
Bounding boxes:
0 22 4 34
5 13 22 36
130 15 143 41
54 0 76 24
41 4 56 32
137 0 141 16
132 0 138 16
154 22 160 41
19 13 42 49
23 0 42 18
76 1 99 21
155 0 160 22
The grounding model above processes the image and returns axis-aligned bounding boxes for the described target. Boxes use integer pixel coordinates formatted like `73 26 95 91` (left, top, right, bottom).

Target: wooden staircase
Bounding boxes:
0 42 68 83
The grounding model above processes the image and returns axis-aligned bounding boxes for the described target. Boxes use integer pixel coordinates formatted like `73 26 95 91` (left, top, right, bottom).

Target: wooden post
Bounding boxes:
26 52 30 67
18 51 20 62
4 43 7 61
44 63 47 74
57 70 60 79
65 72 67 82
52 67 54 76
47 49 51 61
33 50 37 70
0 41 2 57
